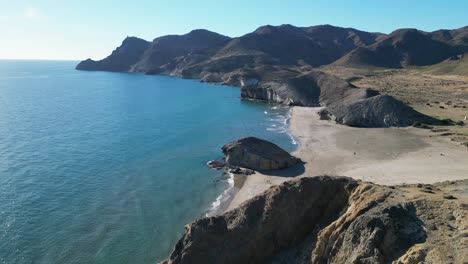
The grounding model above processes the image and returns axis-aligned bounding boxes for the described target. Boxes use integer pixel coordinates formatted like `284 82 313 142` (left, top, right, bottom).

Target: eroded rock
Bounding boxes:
221 137 301 170
161 177 468 264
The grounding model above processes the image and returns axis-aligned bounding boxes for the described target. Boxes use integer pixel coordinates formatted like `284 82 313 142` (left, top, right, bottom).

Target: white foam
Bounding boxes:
206 172 235 216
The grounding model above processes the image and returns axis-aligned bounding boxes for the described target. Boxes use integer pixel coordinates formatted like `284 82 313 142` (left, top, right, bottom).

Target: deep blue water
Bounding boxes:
0 60 295 264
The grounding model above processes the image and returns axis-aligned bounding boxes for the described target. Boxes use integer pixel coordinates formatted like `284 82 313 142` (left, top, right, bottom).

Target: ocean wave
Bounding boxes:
206 172 235 217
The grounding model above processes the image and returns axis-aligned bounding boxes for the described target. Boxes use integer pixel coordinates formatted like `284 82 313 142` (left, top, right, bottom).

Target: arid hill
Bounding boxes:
334 27 468 68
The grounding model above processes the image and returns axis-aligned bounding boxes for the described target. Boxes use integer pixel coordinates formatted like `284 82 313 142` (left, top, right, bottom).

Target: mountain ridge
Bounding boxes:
77 24 468 76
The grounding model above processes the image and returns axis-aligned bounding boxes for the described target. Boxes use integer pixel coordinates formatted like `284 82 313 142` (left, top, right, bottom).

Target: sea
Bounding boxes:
0 60 296 264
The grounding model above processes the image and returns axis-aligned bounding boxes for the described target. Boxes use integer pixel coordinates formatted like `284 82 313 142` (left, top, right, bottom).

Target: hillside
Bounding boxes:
77 30 230 72
420 53 468 76
77 24 383 80
334 27 468 68
77 25 468 81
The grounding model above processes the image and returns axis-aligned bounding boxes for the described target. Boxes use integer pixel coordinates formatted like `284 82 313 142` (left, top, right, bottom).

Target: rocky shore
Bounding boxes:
162 176 468 264
161 106 468 263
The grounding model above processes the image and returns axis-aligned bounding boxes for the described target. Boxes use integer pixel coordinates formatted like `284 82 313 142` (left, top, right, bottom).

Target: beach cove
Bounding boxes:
228 106 468 210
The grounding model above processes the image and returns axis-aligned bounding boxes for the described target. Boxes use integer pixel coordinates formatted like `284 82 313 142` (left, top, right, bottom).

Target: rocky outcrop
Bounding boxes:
240 70 368 106
329 94 439 127
221 137 300 170
161 176 468 264
161 176 358 264
311 186 426 263
241 70 435 127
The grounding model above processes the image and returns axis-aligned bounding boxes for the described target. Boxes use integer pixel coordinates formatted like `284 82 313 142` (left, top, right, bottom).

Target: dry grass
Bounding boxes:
322 65 468 144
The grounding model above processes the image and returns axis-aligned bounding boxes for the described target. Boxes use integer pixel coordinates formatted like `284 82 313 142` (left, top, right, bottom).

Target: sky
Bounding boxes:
1 0 467 60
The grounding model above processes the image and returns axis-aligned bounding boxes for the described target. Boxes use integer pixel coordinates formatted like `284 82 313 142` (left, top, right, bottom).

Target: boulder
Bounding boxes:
317 109 332 120
221 137 300 170
206 159 225 169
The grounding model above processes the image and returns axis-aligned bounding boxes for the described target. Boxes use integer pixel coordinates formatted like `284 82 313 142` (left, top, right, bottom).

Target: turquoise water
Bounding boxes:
0 60 296 264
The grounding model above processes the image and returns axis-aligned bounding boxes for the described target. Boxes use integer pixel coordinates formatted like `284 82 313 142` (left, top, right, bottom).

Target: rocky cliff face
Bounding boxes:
162 176 358 264
161 176 468 264
240 70 436 127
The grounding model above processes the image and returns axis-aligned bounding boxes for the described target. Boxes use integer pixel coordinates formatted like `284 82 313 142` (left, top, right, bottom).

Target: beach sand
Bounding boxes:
227 106 468 210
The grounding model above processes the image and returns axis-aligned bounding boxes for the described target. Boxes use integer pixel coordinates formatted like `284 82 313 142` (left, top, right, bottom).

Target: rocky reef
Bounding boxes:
161 176 468 264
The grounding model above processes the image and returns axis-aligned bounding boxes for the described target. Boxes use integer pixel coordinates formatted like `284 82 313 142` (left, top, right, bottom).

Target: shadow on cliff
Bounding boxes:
258 162 305 177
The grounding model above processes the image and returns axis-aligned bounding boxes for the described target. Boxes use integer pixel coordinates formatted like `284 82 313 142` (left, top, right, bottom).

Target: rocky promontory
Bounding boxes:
240 70 437 127
221 137 301 171
161 176 468 264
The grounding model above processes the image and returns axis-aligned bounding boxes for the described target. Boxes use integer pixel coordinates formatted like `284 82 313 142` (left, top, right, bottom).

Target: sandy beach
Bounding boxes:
227 106 468 210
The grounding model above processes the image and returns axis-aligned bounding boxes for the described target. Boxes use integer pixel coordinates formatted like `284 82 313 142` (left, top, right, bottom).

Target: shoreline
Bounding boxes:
227 106 468 211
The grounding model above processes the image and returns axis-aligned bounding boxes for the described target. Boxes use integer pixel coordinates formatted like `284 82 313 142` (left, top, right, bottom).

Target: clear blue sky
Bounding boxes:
1 0 467 60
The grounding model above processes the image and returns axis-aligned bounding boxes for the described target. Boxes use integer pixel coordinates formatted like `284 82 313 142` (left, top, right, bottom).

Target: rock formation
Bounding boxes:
221 137 300 170
161 176 468 264
329 95 438 127
240 70 437 127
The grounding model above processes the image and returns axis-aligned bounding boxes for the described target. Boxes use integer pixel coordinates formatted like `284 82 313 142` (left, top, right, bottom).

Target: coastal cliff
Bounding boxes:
161 176 468 264
240 70 437 127
74 24 466 128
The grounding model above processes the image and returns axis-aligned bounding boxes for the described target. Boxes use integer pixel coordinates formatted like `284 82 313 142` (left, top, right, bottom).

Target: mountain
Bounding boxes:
334 27 468 68
130 29 230 72
213 24 383 67
76 37 150 71
77 25 468 74
76 24 383 79
77 30 230 72
429 26 468 48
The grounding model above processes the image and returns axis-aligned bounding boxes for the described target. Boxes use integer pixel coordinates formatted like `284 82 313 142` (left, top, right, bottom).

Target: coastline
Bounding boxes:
227 106 468 210
206 104 297 216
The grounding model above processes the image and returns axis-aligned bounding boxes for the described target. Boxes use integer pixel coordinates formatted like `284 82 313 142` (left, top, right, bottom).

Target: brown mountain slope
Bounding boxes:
334 27 468 68
76 37 150 71
76 24 383 75
420 53 468 76
77 30 230 72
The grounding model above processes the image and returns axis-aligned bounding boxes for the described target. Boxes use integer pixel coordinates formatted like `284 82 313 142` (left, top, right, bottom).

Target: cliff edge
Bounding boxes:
162 176 468 264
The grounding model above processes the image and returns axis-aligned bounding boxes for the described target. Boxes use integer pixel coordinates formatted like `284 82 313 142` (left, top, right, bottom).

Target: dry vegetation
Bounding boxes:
322 66 468 146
